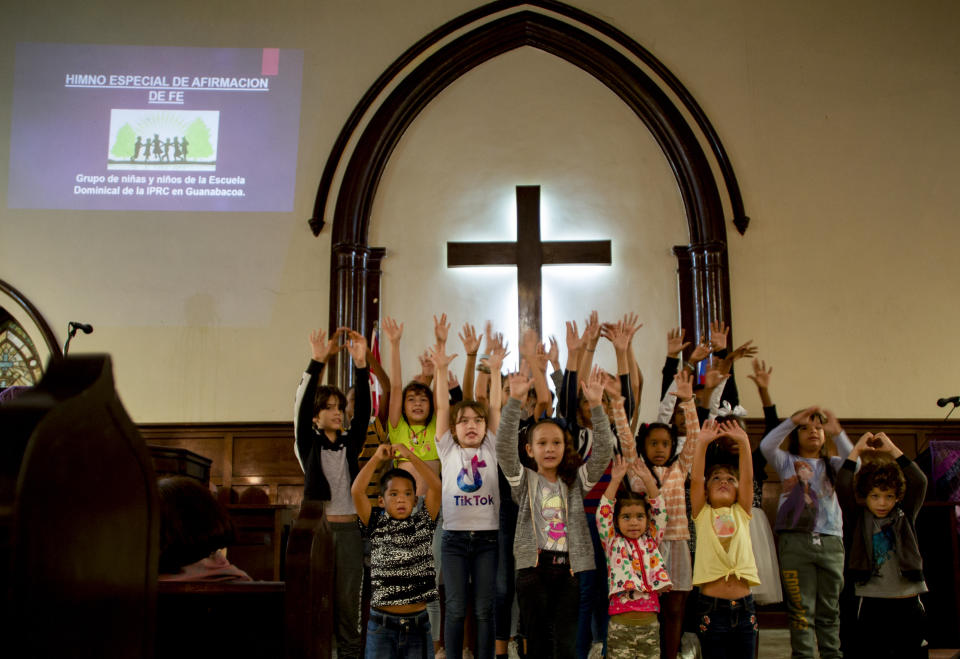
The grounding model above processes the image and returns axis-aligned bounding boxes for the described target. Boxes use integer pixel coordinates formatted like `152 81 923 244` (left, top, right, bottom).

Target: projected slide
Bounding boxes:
7 43 303 212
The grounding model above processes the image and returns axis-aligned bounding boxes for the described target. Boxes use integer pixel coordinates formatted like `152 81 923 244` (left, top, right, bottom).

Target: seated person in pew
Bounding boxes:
157 476 252 582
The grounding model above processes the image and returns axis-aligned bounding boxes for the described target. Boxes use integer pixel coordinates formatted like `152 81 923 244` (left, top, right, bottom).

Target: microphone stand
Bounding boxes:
63 324 81 356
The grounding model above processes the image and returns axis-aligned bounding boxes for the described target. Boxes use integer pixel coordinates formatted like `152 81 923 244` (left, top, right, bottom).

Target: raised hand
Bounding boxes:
823 409 843 438
427 344 457 370
488 342 508 375
547 336 560 370
698 418 721 445
418 350 436 378
622 313 642 343
447 369 460 389
610 322 631 353
582 365 605 407
520 328 540 358
392 442 415 463
850 432 874 460
507 371 534 401
720 419 749 445
709 321 730 352
747 358 772 390
790 405 823 427
566 320 584 353
674 369 694 401
874 432 902 458
667 327 690 357
703 362 725 390
373 442 394 464
584 310 601 346
309 327 345 363
610 454 630 483
729 339 758 362
433 313 450 345
383 317 403 344
531 341 550 373
602 370 622 398
689 340 712 364
346 329 368 366
459 323 481 355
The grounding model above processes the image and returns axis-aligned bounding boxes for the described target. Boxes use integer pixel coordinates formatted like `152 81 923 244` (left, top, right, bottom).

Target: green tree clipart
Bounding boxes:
184 118 214 159
110 123 136 158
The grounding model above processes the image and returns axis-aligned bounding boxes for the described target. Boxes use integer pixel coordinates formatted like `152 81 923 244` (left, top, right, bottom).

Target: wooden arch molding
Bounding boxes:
312 1 746 386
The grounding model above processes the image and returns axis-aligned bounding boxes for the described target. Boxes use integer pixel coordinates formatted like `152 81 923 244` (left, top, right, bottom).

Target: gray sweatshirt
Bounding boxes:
496 397 613 574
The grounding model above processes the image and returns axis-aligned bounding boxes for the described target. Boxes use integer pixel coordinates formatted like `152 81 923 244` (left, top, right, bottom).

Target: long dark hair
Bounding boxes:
787 411 837 487
526 418 580 486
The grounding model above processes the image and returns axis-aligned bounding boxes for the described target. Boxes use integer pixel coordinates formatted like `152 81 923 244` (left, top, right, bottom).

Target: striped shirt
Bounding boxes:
622 398 700 541
366 506 438 607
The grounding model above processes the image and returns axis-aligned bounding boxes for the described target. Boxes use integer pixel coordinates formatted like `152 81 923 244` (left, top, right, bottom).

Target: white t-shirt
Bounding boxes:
436 430 499 531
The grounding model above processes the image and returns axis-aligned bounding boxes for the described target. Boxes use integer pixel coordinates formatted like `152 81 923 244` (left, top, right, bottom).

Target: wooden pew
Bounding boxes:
0 355 159 659
156 580 286 659
153 500 334 659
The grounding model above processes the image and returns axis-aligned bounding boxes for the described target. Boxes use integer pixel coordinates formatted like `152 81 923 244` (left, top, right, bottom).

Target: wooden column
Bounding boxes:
328 243 385 391
674 241 730 350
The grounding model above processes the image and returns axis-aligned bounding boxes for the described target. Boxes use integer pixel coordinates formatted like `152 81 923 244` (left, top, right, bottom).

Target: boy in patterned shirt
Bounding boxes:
351 442 441 658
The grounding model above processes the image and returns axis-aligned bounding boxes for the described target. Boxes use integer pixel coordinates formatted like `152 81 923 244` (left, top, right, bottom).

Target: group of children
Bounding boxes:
294 314 929 659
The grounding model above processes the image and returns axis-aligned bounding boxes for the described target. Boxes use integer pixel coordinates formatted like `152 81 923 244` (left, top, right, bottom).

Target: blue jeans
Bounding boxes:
495 496 518 642
441 529 498 659
696 594 758 659
365 609 432 659
576 514 609 658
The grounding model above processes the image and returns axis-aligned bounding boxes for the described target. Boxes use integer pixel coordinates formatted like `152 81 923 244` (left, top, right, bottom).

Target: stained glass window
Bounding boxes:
0 308 43 388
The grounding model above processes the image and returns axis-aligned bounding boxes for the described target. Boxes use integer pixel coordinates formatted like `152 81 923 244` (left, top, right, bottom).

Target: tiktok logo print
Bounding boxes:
457 454 486 493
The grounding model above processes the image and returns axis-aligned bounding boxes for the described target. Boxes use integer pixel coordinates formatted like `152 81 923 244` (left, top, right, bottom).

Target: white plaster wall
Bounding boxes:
370 47 686 424
1 0 958 421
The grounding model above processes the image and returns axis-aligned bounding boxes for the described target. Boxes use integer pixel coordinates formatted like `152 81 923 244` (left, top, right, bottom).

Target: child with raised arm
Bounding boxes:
383 316 441 495
760 406 853 659
497 366 613 659
431 339 504 659
352 442 442 659
740 358 783 607
293 327 370 659
837 431 928 658
621 369 700 659
596 444 670 659
690 419 760 658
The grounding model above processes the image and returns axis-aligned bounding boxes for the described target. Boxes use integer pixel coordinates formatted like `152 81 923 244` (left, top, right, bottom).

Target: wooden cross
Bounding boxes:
447 185 612 339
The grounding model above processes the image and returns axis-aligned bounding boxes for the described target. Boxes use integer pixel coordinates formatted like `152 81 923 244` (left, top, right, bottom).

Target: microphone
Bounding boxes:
69 322 94 334
936 396 960 408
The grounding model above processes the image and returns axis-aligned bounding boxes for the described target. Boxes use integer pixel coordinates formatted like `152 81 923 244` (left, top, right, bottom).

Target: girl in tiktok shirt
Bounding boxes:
430 344 503 659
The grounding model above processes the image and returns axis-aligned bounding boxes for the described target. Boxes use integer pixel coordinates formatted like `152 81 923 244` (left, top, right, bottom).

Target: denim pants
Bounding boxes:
516 555 579 659
441 529 498 659
365 609 432 659
495 497 518 642
696 594 758 659
576 513 609 658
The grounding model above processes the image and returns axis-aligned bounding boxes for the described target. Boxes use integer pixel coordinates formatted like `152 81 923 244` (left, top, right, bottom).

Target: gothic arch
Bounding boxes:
312 1 746 385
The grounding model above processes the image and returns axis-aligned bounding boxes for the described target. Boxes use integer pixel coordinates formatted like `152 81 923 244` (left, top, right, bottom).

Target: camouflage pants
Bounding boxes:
606 617 659 659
